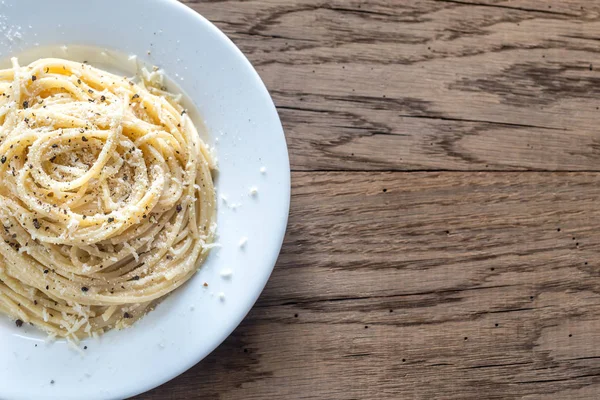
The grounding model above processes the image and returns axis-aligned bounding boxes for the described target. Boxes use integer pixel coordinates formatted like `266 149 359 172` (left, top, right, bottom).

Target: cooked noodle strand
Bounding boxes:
0 58 216 340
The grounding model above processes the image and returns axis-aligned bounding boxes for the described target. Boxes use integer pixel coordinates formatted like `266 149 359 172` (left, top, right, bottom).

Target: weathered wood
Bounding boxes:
138 171 600 400
135 1 600 399
181 0 600 171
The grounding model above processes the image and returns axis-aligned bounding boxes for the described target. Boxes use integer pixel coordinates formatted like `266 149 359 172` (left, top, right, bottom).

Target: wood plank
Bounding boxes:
137 171 600 399
179 0 600 171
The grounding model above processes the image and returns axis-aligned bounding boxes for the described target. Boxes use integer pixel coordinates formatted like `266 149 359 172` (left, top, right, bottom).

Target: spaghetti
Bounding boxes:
0 57 216 340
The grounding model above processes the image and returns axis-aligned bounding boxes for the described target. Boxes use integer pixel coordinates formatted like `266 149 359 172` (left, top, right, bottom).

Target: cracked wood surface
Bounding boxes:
136 1 600 399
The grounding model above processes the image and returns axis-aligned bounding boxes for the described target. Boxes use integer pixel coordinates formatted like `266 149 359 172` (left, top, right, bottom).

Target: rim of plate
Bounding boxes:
0 0 290 399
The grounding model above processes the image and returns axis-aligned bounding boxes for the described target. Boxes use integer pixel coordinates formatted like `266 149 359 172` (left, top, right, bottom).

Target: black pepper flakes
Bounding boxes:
107 217 114 223
15 319 23 327
0 156 6 164
44 269 49 274
81 286 89 292
32 219 41 229
31 75 37 81
100 95 106 102
123 312 132 319
52 144 58 148
132 94 140 100
133 276 140 281
22 100 29 109
81 136 88 142
176 204 182 213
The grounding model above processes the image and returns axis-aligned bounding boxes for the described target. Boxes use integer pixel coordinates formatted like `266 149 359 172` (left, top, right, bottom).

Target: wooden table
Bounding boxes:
138 1 600 399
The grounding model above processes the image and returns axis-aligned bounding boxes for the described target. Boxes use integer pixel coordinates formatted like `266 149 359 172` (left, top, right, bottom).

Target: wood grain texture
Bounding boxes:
135 1 600 399
139 172 600 400
178 0 600 172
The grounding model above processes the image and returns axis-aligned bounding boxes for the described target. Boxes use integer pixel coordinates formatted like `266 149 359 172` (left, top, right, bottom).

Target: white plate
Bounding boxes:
0 1 290 399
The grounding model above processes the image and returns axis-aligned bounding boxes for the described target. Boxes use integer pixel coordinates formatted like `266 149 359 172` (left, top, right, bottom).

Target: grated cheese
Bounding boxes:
220 269 233 279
